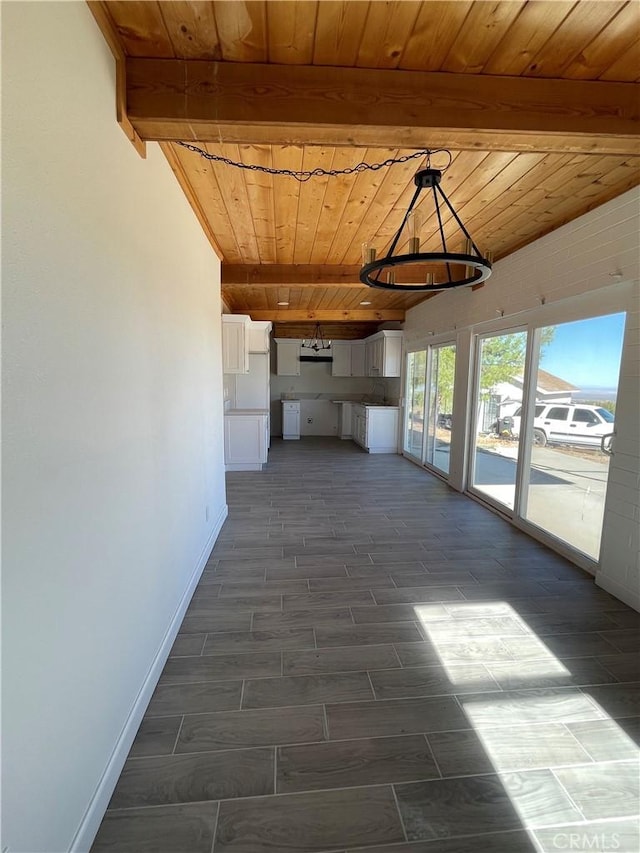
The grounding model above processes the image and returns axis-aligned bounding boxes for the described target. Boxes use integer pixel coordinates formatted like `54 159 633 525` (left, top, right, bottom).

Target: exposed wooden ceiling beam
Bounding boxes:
247 310 405 322
223 265 365 288
126 59 640 156
87 2 146 157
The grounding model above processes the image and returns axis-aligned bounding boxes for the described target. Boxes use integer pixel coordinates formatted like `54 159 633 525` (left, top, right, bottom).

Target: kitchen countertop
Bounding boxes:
332 400 398 408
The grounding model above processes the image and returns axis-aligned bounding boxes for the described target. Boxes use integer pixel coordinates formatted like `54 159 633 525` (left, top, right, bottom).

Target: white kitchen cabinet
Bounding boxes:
222 315 250 373
331 341 352 377
365 331 402 377
333 341 367 377
248 320 272 353
351 341 366 376
275 339 301 376
282 400 301 439
336 401 353 439
224 410 268 471
351 404 367 448
352 405 399 453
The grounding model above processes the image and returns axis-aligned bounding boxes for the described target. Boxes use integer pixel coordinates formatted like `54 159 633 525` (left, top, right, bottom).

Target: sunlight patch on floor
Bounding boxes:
414 600 640 852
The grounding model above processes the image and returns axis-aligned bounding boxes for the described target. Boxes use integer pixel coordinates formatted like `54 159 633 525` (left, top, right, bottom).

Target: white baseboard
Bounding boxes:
596 571 640 612
70 503 228 852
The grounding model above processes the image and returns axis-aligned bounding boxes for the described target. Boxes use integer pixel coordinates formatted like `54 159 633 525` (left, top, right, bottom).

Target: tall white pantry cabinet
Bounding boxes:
222 316 272 471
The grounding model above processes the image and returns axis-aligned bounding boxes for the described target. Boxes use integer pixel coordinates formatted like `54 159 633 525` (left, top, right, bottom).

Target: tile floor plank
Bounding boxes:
176 705 326 752
242 672 374 710
109 748 274 808
92 439 640 853
277 734 440 793
214 786 405 853
91 802 219 853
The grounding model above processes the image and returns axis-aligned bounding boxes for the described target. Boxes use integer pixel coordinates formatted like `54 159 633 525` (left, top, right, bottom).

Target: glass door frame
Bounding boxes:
466 323 530 518
463 287 630 572
403 336 457 480
403 348 427 463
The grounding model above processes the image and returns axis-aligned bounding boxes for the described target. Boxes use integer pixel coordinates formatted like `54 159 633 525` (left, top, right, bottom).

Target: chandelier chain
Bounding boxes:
176 141 452 183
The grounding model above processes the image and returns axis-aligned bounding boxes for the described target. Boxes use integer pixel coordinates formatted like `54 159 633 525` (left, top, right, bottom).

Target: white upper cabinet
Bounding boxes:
365 331 402 377
275 339 301 375
331 341 352 377
248 321 272 353
222 315 250 373
351 341 366 377
332 340 367 376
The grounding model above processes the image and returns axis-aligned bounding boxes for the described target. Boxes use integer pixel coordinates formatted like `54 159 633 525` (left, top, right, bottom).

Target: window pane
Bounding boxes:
425 344 455 475
471 331 527 511
522 313 625 560
404 351 426 458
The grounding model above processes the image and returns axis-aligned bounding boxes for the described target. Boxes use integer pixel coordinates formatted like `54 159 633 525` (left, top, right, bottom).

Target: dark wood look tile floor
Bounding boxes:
92 438 640 853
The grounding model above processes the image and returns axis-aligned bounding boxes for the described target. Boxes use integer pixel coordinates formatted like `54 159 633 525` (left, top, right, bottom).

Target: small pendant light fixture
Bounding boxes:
360 165 493 292
301 322 333 362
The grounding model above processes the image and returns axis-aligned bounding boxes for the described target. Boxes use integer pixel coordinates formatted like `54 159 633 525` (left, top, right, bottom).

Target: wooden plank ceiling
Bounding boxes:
91 1 640 335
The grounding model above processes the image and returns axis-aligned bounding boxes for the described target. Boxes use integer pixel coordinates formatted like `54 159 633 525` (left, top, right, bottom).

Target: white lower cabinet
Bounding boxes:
352 405 399 454
224 411 268 471
282 400 301 439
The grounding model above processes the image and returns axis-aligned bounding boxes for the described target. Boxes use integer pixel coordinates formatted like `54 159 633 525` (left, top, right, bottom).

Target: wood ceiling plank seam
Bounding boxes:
493 167 640 258
182 143 242 263
213 0 268 62
105 0 176 57
485 153 629 244
293 147 336 264
340 146 475 265
448 151 551 231
598 36 640 81
266 0 318 65
481 1 578 77
271 145 304 264
371 150 512 257
355 0 423 69
310 146 368 264
361 150 493 255
441 1 526 74
240 144 277 263
156 1 221 60
523 0 627 79
160 142 229 261
398 1 474 71
560 1 640 81
305 146 345 264
467 152 578 242
417 150 523 251
312 0 371 67
209 142 261 262
323 147 401 264
339 148 426 265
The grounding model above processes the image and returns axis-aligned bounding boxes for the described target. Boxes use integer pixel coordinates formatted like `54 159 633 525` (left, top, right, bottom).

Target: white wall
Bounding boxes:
404 188 640 610
2 4 227 852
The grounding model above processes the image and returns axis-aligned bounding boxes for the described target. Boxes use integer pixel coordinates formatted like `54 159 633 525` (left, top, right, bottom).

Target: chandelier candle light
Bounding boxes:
300 323 333 362
359 167 493 292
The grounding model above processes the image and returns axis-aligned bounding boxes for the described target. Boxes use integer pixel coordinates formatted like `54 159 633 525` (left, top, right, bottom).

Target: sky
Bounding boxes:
539 312 626 389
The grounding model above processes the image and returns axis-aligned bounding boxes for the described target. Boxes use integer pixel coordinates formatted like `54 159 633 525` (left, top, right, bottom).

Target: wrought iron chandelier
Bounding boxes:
301 322 332 355
360 167 493 292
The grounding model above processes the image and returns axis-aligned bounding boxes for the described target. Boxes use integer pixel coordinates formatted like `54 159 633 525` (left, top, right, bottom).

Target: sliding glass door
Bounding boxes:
404 350 427 460
424 344 456 476
404 344 456 477
520 314 625 560
469 330 527 512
